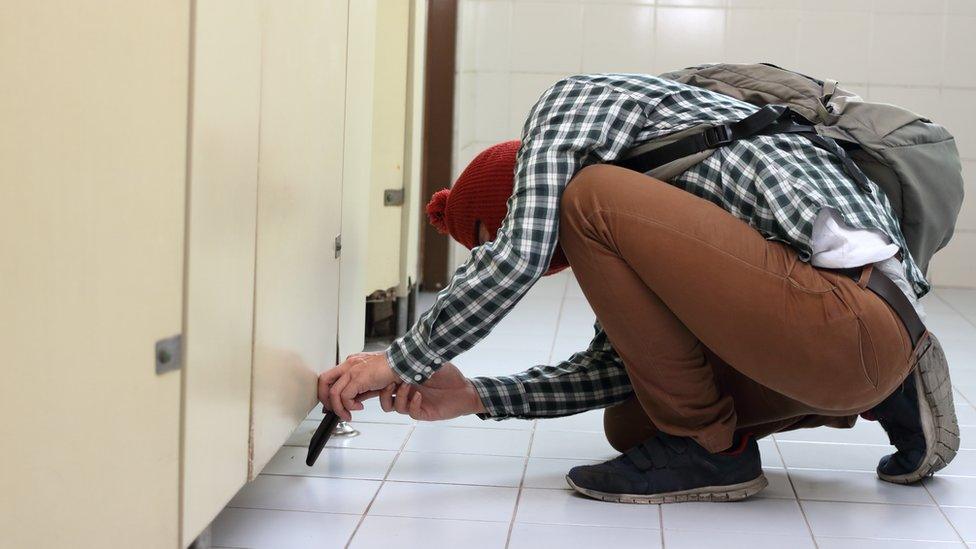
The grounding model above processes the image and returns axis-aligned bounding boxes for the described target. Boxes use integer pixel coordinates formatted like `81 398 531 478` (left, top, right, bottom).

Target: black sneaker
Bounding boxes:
869 333 960 484
565 432 767 504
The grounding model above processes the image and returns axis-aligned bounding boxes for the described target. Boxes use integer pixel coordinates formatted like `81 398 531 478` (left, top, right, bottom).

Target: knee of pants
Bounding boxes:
603 397 659 453
559 165 618 246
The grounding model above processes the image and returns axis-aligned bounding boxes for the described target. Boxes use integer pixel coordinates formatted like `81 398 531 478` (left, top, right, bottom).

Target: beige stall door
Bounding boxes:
249 0 349 476
180 0 262 545
0 2 189 548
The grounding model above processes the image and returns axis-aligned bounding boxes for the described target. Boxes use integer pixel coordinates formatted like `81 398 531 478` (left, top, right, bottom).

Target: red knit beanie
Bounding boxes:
426 140 569 276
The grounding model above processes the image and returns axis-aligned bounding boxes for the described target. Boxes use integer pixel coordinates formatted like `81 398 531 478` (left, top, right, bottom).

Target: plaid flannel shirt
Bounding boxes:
387 73 929 420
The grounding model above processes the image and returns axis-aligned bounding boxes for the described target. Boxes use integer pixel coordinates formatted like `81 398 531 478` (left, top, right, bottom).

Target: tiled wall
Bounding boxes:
452 0 975 287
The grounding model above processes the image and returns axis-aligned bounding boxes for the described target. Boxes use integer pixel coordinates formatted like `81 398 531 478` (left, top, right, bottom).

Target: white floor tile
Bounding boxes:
262 446 396 481
516 488 660 529
943 506 976 542
368 481 518 522
926 313 976 343
523 457 598 490
404 425 531 456
438 414 535 430
759 439 785 468
662 498 808 535
760 468 797 500
350 515 510 549
452 348 551 377
307 399 414 424
211 507 360 549
774 421 890 445
802 501 959 541
228 475 380 514
942 449 976 477
778 441 886 472
956 405 976 426
388 452 525 487
925 475 976 506
535 409 605 432
285 420 412 451
665 530 816 549
816 537 965 548
960 426 976 449
790 469 934 505
530 430 617 460
510 522 661 549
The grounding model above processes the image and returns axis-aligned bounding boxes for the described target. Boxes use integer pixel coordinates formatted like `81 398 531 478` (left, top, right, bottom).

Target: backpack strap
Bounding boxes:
615 104 874 194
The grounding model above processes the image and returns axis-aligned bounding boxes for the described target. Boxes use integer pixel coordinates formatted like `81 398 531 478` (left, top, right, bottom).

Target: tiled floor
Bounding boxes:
209 271 976 549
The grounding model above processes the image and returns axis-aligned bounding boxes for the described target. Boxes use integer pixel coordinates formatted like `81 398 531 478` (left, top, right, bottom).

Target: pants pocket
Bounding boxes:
855 316 880 389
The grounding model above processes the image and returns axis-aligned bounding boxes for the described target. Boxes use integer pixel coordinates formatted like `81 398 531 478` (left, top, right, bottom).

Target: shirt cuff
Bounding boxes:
386 333 445 385
469 376 531 419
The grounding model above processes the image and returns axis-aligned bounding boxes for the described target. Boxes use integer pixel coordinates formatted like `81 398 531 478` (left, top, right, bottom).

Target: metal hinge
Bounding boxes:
383 188 404 206
155 334 183 375
334 234 342 258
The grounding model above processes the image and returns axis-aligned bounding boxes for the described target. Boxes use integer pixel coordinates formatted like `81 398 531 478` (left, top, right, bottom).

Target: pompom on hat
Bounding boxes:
426 140 569 276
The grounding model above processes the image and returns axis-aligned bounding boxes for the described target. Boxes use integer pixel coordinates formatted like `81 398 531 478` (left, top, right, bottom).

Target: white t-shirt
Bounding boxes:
810 208 925 320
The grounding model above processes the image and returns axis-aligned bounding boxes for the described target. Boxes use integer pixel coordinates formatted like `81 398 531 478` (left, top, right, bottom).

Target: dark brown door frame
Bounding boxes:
419 0 457 291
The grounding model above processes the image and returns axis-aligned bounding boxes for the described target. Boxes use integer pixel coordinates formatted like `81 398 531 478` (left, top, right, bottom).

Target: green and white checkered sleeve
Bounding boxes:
387 77 648 385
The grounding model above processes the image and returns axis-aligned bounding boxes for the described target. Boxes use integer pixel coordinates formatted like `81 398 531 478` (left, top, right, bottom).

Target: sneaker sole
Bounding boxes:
565 473 768 504
878 334 960 485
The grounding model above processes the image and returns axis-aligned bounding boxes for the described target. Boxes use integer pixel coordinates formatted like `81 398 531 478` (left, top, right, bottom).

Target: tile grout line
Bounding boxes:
503 423 537 549
343 418 419 549
505 275 567 548
770 435 821 549
921 480 969 544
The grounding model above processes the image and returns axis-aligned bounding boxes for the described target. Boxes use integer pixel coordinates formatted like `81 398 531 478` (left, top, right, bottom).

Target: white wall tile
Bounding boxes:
726 8 799 67
581 4 655 73
867 86 944 122
473 0 512 72
730 0 799 8
942 88 976 159
457 1 477 72
870 13 944 85
873 0 948 13
659 0 728 6
929 231 976 287
511 2 584 73
654 7 727 73
947 0 976 15
958 161 976 232
800 0 872 11
508 72 568 137
473 72 513 142
796 11 871 84
456 72 477 148
943 16 976 88
454 0 976 286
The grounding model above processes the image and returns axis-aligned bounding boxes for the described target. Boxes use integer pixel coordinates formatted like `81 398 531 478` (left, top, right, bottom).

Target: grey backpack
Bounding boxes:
621 63 965 275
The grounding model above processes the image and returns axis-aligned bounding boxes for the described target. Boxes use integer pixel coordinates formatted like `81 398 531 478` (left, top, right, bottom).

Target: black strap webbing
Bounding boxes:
615 105 873 194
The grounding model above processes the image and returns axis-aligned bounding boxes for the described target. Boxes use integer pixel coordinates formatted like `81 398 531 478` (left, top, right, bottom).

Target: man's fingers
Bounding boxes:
408 391 423 420
340 379 363 413
380 384 396 412
318 364 348 408
394 384 413 415
355 389 385 403
330 373 352 421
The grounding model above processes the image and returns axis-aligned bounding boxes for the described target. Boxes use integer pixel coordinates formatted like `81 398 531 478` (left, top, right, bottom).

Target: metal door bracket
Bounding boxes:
383 188 404 206
155 334 183 375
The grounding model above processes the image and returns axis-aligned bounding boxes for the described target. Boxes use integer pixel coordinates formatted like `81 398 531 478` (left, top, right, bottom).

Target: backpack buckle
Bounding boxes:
703 125 733 148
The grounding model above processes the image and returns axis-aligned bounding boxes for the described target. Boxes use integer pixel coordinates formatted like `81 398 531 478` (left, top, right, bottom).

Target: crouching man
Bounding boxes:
317 73 958 503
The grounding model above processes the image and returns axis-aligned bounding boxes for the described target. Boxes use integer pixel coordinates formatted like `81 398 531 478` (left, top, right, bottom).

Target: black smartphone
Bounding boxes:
306 411 341 466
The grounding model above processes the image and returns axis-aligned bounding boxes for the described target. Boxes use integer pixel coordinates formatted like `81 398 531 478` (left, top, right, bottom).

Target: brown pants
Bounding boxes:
559 165 913 453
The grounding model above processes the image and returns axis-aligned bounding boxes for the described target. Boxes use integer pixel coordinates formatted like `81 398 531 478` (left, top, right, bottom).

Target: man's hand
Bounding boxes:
382 362 486 421
318 351 399 421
